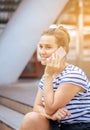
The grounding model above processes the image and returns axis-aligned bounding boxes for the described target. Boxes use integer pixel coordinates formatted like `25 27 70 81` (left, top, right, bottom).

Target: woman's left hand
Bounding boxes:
49 108 71 121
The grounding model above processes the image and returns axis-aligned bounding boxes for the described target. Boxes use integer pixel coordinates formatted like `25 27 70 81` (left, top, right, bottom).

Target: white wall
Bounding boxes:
0 0 68 85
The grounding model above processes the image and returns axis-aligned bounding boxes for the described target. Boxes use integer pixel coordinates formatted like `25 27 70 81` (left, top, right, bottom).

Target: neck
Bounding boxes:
53 62 68 79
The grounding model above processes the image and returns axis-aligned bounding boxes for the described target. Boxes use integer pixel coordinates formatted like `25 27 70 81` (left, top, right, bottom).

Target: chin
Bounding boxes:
41 61 46 65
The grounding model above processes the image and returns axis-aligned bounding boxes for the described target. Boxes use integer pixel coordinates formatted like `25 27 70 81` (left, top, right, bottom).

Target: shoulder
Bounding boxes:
57 64 90 90
62 64 87 79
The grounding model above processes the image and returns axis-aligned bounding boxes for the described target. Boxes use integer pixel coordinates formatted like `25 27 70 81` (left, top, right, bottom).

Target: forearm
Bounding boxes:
43 74 55 115
33 105 52 119
33 104 45 114
33 103 71 121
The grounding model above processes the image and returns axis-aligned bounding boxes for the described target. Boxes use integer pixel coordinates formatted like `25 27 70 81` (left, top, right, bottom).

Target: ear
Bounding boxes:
63 46 69 53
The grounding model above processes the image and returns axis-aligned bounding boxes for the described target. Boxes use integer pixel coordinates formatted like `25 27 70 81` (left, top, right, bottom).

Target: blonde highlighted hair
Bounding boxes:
42 25 70 53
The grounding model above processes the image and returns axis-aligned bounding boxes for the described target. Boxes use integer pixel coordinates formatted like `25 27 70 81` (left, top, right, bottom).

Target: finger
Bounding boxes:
57 113 66 120
46 58 53 66
47 54 55 65
63 108 71 117
54 54 61 68
50 54 56 65
58 109 67 117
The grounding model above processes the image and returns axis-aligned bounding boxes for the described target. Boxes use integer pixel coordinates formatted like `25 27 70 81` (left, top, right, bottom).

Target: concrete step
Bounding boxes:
0 96 33 114
0 79 39 114
0 105 24 130
0 79 39 130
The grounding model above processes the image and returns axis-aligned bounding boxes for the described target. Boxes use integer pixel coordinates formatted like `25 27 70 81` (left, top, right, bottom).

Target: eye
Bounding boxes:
46 46 52 49
38 44 43 49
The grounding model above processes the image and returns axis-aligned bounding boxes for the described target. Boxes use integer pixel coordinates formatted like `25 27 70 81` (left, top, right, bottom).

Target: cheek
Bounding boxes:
48 48 55 53
47 50 52 55
37 46 40 53
49 50 56 56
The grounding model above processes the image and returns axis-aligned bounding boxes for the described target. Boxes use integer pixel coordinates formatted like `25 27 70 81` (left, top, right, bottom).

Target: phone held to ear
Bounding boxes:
48 47 66 60
55 47 66 59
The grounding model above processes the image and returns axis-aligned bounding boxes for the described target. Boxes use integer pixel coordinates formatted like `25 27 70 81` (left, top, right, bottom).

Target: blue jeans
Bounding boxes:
49 120 90 130
49 120 60 130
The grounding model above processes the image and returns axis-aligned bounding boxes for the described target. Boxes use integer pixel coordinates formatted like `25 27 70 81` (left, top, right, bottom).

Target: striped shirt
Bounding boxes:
39 64 90 123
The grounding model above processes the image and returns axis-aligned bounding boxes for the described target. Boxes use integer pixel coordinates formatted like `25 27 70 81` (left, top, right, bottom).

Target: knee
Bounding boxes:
23 111 42 121
19 112 42 130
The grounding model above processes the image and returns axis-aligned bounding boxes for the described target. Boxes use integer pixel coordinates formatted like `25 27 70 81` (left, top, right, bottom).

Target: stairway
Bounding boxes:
0 0 21 24
0 79 39 130
0 0 21 36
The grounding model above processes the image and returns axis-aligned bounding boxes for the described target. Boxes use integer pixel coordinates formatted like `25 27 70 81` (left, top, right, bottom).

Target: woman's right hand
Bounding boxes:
44 53 62 77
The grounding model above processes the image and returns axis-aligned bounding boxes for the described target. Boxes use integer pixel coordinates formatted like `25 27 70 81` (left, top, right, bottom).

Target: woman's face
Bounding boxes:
38 35 58 65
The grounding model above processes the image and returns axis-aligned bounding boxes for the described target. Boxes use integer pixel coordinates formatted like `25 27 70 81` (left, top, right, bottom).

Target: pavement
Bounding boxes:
0 78 39 107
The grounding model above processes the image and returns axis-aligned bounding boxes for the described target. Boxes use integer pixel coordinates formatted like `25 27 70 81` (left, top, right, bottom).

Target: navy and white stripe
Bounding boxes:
39 64 90 123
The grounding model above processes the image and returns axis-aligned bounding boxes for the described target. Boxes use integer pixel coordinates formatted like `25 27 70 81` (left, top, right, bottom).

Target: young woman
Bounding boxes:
20 25 90 130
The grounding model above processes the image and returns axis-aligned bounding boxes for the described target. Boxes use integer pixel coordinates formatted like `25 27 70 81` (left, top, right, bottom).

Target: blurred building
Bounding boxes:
0 0 90 79
55 0 90 79
0 1 90 129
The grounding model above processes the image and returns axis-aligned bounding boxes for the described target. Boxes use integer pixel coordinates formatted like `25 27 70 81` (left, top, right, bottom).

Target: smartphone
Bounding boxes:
47 47 66 61
55 47 66 59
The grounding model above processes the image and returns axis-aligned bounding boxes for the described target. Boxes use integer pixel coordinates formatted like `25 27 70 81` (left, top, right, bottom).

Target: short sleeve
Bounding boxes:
57 66 90 93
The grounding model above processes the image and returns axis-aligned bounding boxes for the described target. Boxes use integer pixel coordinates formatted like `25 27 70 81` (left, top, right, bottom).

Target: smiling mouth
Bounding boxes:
41 58 47 60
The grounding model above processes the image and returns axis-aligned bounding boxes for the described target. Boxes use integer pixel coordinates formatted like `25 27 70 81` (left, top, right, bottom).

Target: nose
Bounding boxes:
40 48 46 54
